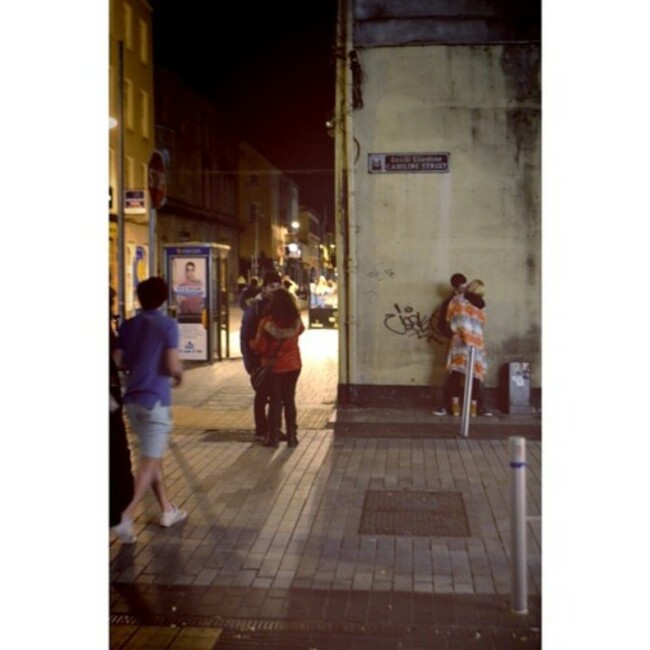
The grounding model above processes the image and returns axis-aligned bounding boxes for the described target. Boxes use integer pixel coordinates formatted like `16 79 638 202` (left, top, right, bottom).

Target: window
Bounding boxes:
139 19 148 63
124 78 133 130
123 3 133 49
125 156 135 189
109 148 115 187
140 89 149 138
249 203 259 223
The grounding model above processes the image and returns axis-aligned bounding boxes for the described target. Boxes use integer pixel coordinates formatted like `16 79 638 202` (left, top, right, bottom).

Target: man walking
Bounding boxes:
112 277 186 544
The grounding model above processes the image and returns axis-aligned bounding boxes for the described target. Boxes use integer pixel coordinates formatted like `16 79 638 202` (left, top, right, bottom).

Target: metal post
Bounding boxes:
148 206 156 277
117 40 126 322
509 435 528 614
460 345 476 438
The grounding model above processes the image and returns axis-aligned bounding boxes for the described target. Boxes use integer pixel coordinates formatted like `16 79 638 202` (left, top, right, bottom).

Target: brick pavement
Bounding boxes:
110 313 541 648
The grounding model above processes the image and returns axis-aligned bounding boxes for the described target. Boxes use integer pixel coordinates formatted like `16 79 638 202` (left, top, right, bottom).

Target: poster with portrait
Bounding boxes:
168 252 209 361
171 257 207 321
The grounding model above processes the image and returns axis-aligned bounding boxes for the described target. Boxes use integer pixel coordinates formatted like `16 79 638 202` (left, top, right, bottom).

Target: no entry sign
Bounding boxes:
148 150 167 209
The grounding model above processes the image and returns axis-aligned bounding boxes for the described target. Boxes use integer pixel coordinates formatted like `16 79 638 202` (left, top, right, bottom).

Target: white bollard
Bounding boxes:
509 435 528 614
460 346 476 438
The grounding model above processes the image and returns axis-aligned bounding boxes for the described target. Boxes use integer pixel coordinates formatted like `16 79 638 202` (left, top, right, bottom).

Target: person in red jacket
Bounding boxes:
250 287 305 448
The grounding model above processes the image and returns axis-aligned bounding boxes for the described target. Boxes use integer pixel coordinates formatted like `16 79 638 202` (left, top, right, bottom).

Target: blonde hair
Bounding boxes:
466 279 485 296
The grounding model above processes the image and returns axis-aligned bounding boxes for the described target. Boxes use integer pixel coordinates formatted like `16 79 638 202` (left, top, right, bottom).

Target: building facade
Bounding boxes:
109 0 155 317
154 68 241 298
334 0 541 406
238 142 299 279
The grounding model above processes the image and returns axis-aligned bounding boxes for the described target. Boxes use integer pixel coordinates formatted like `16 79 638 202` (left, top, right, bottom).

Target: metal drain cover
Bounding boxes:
202 429 256 443
359 490 470 537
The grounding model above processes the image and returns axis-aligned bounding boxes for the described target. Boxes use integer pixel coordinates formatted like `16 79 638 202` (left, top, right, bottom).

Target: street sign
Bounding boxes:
148 150 167 209
368 152 450 174
124 189 146 214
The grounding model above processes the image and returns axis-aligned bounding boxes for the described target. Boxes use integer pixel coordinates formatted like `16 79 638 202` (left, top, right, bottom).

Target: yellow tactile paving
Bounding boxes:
172 405 251 430
112 625 222 650
171 405 333 432
169 626 223 649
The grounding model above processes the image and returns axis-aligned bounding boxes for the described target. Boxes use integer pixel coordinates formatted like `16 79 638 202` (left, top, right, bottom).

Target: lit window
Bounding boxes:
125 156 135 189
123 3 133 49
140 89 149 138
139 19 148 64
109 148 115 186
124 78 134 130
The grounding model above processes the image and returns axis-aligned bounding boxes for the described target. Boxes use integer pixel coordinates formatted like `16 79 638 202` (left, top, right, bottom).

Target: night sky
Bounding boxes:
151 0 338 224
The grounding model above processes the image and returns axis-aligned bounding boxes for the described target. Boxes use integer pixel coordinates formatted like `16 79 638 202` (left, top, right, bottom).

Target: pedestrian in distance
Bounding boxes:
441 278 492 417
109 288 134 529
251 287 305 448
240 270 286 440
111 277 187 544
239 276 261 310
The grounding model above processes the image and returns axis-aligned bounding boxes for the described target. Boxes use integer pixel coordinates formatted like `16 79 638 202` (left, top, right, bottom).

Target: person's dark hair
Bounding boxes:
268 288 300 328
263 270 281 286
250 277 259 287
185 262 195 271
450 273 467 288
137 277 169 310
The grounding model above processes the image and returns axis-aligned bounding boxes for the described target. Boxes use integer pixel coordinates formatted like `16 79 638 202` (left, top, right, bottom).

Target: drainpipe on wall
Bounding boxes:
335 0 356 405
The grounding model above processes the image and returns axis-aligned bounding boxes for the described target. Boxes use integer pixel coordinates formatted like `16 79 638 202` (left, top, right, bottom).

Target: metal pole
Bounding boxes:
460 345 475 437
509 435 528 614
117 40 126 322
253 216 259 277
148 206 156 277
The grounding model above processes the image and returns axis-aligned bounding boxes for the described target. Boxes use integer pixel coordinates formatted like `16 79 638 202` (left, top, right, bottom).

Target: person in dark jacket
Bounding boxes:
109 288 134 530
250 288 305 448
240 270 283 439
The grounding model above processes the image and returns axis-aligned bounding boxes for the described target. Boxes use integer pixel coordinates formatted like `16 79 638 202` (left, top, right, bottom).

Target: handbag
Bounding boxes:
249 339 283 391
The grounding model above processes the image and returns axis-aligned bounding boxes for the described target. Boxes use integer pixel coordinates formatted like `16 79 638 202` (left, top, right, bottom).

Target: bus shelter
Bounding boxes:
163 243 230 363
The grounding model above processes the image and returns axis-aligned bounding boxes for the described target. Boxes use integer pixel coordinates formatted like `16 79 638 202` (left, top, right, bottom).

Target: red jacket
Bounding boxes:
250 316 304 373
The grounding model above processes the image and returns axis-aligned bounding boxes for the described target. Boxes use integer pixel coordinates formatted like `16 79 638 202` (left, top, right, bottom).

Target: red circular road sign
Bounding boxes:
148 150 167 209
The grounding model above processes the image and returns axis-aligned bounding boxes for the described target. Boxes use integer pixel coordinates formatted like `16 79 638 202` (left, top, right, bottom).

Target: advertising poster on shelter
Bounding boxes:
171 255 208 360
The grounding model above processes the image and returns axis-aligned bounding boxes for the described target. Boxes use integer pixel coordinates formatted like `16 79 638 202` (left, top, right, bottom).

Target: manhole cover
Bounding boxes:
202 429 257 443
359 490 470 537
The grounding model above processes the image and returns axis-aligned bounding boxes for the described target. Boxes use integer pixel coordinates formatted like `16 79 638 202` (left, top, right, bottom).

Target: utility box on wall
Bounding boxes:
500 362 531 414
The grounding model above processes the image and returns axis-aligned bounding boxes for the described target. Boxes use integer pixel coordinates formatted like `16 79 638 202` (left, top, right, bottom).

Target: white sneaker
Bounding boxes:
160 506 187 528
432 408 447 416
112 516 136 544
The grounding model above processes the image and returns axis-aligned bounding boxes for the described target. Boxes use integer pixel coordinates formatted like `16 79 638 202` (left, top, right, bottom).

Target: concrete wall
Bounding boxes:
347 43 541 392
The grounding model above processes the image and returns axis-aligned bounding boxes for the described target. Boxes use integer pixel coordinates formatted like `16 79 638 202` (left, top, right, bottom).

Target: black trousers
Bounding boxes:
253 377 272 436
269 369 301 437
446 371 486 412
109 407 134 527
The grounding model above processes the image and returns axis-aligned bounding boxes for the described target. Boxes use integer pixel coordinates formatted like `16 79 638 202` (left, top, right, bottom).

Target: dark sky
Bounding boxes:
151 0 338 224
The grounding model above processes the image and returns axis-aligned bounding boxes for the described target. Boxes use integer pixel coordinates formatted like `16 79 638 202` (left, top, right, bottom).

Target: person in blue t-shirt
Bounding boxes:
112 277 186 544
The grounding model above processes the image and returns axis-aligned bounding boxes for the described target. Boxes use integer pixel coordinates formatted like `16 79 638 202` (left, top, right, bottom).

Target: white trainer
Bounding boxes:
160 506 187 528
112 516 136 544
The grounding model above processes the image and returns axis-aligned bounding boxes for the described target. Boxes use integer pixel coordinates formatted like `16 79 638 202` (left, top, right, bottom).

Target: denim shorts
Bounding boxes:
125 401 172 459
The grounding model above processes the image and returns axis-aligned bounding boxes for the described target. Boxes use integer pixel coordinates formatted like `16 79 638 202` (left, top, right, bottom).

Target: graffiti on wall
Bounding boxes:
383 303 438 341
